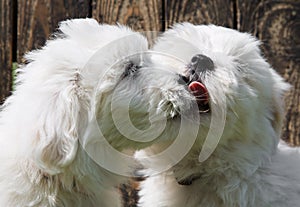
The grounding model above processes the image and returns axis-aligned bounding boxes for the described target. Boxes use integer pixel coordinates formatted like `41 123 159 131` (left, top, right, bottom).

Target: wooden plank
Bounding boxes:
17 0 91 63
165 0 234 28
92 0 162 46
0 0 13 103
237 0 300 145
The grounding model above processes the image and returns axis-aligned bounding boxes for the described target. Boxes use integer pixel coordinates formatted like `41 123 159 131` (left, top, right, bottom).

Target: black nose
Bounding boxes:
178 54 214 84
190 54 214 73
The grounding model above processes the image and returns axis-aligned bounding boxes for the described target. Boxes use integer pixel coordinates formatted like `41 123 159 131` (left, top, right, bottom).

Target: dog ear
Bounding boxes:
20 19 105 174
32 78 84 174
19 18 115 174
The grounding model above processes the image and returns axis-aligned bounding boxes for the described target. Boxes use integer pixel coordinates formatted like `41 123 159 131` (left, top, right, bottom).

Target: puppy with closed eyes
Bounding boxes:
0 18 153 207
137 23 300 207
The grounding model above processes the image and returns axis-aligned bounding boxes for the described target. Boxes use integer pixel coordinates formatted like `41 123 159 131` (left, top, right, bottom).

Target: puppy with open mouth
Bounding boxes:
137 23 300 207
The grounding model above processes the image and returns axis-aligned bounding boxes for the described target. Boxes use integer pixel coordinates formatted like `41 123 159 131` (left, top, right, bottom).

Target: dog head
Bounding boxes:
148 23 291 183
4 19 150 174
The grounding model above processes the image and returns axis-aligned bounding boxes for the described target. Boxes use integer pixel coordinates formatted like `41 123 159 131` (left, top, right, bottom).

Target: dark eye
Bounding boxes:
123 62 141 77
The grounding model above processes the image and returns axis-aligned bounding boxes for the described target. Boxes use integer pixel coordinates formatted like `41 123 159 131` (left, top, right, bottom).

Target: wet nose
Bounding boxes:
190 54 214 73
178 54 214 84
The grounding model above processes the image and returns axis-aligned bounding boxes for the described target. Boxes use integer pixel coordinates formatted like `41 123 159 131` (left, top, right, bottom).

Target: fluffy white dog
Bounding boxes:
137 23 300 207
0 18 152 207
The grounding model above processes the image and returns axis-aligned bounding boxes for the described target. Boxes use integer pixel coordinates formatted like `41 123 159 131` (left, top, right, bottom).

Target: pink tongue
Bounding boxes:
188 81 209 103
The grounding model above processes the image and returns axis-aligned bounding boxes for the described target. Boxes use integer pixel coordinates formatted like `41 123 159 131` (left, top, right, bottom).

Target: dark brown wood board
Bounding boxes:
17 0 91 63
164 0 235 28
0 0 13 103
237 0 300 145
92 0 163 46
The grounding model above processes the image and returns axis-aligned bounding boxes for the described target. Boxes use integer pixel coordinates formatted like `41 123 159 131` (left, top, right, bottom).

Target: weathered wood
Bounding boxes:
0 0 13 103
237 0 300 145
164 0 234 28
92 0 162 46
17 0 91 63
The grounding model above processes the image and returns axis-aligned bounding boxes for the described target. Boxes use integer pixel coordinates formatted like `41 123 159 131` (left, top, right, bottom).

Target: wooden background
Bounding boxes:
0 0 299 206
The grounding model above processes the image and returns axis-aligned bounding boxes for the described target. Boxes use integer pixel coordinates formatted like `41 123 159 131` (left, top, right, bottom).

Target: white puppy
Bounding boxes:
0 18 150 207
137 23 300 207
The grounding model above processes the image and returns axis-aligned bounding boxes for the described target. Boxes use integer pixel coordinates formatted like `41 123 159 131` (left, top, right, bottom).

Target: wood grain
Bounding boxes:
92 0 162 46
164 0 234 28
0 0 13 103
237 0 300 145
17 0 91 63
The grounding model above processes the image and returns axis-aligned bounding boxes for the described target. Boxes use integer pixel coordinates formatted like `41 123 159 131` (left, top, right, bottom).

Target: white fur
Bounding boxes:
0 18 148 207
138 23 300 207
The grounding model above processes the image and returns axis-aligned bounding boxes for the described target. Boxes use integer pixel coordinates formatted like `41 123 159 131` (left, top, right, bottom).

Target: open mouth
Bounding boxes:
179 54 213 113
188 80 210 113
178 74 210 113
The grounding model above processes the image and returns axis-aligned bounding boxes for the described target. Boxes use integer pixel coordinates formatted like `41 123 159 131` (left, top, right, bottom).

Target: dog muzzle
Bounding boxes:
179 54 213 112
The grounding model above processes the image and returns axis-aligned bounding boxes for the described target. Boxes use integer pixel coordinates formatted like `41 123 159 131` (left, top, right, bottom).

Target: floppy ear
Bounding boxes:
19 19 99 174
32 77 83 174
